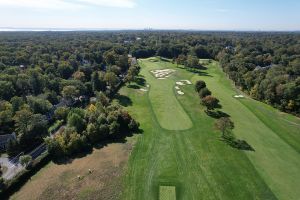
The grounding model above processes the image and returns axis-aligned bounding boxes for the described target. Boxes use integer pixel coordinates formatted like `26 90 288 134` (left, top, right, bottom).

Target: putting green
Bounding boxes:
139 59 193 131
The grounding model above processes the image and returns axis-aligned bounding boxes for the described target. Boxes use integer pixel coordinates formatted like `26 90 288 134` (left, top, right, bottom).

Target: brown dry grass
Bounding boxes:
10 142 132 200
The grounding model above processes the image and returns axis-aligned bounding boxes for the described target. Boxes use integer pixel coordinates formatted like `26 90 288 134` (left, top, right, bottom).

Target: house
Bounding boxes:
0 133 16 150
19 65 26 70
254 65 273 71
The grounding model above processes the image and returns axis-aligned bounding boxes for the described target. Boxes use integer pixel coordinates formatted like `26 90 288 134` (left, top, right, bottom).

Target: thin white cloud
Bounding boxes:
0 0 136 10
77 0 136 8
0 0 82 10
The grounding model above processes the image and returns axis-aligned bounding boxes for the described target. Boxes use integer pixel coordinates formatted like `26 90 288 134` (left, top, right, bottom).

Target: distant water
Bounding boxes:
0 28 75 32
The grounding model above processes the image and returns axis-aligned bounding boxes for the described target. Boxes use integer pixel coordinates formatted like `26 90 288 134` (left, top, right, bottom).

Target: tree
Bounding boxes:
185 55 199 68
54 107 70 121
6 139 20 157
58 61 74 79
96 92 110 107
195 80 206 93
28 69 44 95
199 88 211 98
13 108 33 136
105 72 119 90
214 117 234 138
10 96 25 114
27 96 52 114
19 155 32 167
103 51 116 66
91 72 101 92
67 112 86 133
72 71 85 82
201 96 219 111
0 81 15 100
176 54 187 66
62 86 79 102
0 101 14 134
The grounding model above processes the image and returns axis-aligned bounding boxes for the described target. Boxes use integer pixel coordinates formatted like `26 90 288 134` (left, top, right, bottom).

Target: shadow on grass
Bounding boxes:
206 110 230 119
52 128 143 165
115 94 133 107
127 84 141 89
221 136 255 151
135 77 146 87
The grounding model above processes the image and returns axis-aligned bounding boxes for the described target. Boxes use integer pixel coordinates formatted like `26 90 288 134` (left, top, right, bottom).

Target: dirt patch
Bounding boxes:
10 143 132 200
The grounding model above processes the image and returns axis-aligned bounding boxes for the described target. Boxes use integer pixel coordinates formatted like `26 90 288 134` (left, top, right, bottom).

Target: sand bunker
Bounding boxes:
175 86 180 90
177 91 184 95
140 88 148 92
181 80 192 85
234 95 244 98
151 69 175 79
176 81 185 86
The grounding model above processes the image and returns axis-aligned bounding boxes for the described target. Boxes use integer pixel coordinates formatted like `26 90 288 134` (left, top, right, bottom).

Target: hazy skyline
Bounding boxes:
0 0 299 31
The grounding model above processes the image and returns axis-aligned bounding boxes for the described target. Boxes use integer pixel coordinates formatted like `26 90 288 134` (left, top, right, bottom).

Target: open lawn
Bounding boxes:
122 57 300 200
9 143 132 200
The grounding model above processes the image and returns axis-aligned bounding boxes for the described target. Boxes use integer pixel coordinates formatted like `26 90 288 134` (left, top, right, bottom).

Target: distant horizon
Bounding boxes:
0 0 299 31
0 27 300 32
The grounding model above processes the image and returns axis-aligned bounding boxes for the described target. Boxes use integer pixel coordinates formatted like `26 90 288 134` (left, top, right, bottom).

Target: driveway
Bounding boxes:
0 156 24 180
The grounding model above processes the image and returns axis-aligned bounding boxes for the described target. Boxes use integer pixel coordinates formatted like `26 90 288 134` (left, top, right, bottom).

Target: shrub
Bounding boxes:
19 155 32 167
195 80 206 92
199 87 211 98
201 95 219 111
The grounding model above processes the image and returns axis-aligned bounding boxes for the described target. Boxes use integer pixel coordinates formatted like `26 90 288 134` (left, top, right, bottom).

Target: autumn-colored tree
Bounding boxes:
201 95 219 111
214 117 234 138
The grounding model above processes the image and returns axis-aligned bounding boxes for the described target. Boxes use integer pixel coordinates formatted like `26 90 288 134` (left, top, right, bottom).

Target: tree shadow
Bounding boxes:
135 77 146 86
127 84 141 89
186 68 212 77
221 137 255 151
160 57 171 62
115 94 133 107
206 110 230 119
52 128 143 165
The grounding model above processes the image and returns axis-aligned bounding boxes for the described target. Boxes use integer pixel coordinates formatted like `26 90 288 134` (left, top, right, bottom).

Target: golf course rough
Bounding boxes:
122 57 300 200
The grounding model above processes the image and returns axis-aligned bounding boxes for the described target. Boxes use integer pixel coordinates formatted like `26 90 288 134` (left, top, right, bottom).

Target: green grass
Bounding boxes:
159 186 176 200
192 60 300 200
138 59 193 130
122 57 292 200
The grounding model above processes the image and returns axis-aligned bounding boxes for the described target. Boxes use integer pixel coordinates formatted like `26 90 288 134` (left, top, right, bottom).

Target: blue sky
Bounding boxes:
0 0 299 30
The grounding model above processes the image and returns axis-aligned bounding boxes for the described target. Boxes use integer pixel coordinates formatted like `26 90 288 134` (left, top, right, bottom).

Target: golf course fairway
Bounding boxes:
120 57 300 200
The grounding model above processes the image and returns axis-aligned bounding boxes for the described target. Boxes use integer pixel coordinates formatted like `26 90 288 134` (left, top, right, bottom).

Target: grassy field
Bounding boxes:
122 57 300 200
143 59 193 130
9 143 132 200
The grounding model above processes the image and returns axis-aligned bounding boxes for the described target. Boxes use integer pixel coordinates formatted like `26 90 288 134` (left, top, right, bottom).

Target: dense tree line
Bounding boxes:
0 32 140 156
45 92 139 157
